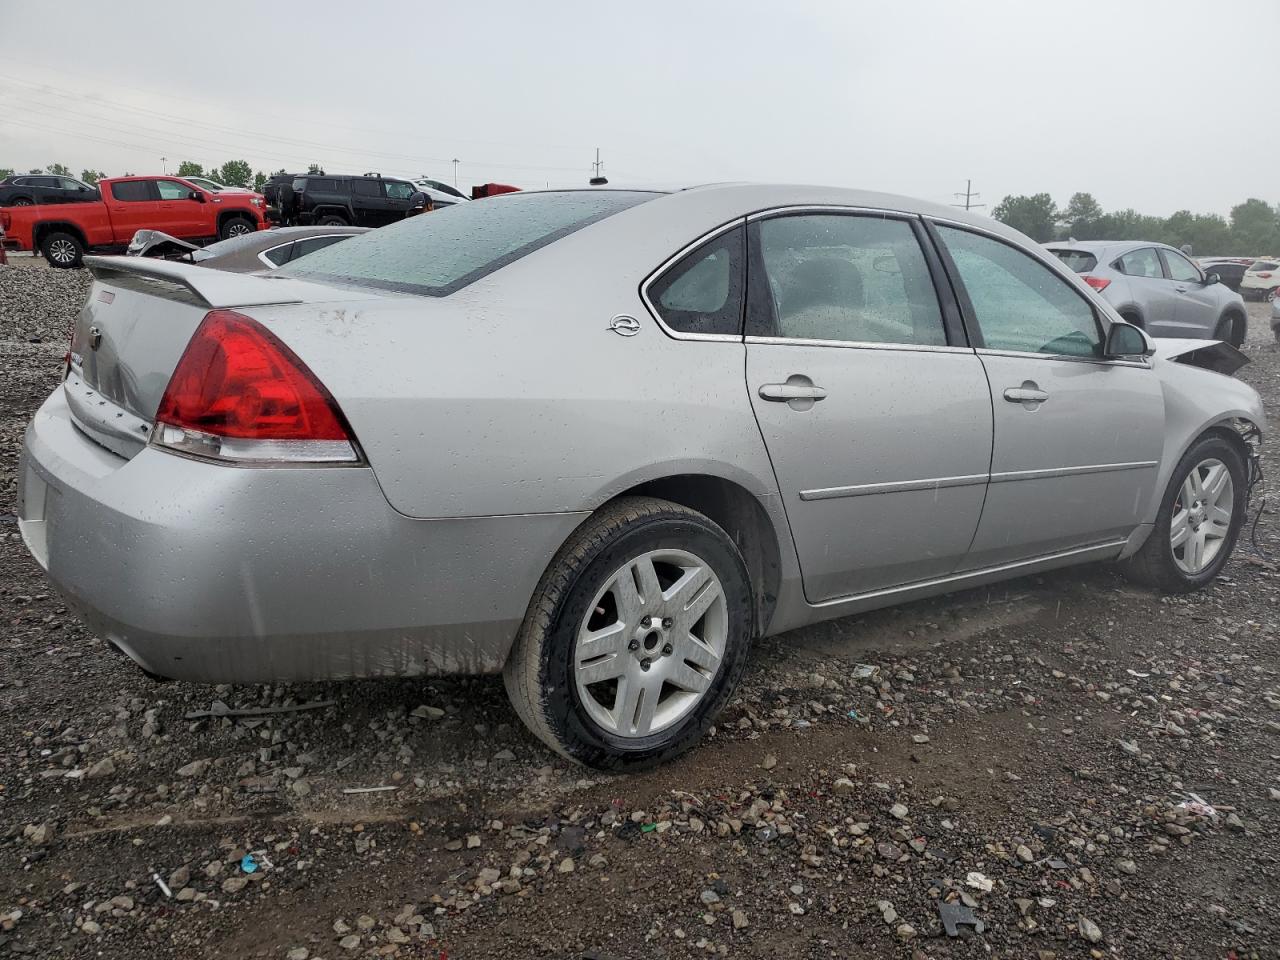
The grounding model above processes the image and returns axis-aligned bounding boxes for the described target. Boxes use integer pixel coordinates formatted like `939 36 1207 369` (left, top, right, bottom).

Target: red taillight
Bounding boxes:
1258 272 1273 279
1082 275 1111 292
154 310 357 463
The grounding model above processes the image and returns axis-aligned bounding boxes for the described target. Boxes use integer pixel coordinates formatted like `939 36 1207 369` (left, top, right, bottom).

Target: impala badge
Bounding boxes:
88 325 102 350
609 315 640 337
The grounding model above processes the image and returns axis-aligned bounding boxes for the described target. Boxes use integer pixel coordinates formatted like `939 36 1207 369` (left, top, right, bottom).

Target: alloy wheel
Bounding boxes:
573 548 727 738
48 239 77 265
1170 458 1233 574
226 221 252 238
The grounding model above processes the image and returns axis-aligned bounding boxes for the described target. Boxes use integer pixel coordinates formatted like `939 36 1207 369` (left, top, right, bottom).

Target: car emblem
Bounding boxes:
88 325 102 350
608 315 641 337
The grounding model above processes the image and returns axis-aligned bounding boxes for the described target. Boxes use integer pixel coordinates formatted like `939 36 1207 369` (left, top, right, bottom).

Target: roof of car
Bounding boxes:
1044 239 1171 256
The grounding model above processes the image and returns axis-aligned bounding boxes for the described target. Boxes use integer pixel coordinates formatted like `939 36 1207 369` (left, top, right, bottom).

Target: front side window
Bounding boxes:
384 181 416 200
1116 247 1163 278
279 190 657 296
937 225 1102 358
110 181 153 202
156 179 194 200
647 225 744 337
1161 249 1201 282
750 214 946 346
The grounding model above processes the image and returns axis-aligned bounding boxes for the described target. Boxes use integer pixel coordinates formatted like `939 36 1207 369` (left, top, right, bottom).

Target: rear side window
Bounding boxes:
261 244 294 267
1250 261 1279 271
279 190 657 296
110 181 153 202
647 226 744 337
351 179 380 197
1116 247 1163 278
305 178 340 193
1049 249 1097 273
749 214 946 346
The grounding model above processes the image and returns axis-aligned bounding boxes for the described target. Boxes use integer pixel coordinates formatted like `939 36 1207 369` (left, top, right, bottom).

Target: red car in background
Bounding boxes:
0 176 268 267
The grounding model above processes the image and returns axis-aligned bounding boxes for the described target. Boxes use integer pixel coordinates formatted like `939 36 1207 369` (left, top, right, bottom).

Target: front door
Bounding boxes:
1160 246 1220 337
744 211 993 602
930 223 1166 568
154 178 207 238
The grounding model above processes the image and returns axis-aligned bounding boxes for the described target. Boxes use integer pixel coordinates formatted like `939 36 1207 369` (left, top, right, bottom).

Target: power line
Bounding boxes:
953 179 985 211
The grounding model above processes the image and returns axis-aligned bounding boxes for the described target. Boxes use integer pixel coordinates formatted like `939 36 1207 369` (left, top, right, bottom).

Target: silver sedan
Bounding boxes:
18 184 1264 769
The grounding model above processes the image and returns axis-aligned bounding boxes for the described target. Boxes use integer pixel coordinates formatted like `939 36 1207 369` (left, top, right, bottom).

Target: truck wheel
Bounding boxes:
504 496 754 770
41 231 84 268
318 214 349 226
12 197 33 207
219 216 255 240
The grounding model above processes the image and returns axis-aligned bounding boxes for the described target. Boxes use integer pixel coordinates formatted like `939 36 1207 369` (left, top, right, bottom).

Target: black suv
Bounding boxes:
279 174 419 228
0 174 99 207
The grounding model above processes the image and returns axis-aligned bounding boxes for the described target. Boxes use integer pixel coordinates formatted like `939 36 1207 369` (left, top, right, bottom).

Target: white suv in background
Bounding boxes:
1240 258 1280 300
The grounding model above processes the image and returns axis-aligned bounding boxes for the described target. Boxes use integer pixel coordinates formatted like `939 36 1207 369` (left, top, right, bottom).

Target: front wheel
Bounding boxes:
218 216 255 240
504 497 754 770
1121 434 1247 593
1215 313 1245 348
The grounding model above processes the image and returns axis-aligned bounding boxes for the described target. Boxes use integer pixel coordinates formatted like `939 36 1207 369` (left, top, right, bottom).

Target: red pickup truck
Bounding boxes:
0 176 268 268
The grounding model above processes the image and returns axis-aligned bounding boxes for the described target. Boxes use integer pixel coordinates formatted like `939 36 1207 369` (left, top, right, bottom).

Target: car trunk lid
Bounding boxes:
69 256 357 458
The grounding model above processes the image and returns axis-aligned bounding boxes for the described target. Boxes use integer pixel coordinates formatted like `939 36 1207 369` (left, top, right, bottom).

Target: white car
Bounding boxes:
183 176 254 196
1240 258 1280 300
412 179 469 207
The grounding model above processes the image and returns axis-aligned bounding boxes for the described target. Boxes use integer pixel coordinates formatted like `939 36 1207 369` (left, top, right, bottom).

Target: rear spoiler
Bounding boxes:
83 255 325 309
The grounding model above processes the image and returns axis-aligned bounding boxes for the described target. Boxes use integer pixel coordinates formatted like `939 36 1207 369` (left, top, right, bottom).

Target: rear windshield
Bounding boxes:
278 190 658 296
1048 249 1098 273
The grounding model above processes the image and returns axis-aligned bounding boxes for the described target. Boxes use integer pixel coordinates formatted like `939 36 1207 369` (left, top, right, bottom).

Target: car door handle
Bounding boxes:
759 382 828 402
1174 285 1188 293
1003 386 1048 404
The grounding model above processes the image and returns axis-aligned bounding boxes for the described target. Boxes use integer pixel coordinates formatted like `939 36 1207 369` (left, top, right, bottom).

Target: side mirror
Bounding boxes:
190 191 206 202
1204 272 1220 286
1104 321 1154 359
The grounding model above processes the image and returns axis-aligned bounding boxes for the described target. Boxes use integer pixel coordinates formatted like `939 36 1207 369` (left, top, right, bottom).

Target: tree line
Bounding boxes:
0 161 327 191
992 192 1280 256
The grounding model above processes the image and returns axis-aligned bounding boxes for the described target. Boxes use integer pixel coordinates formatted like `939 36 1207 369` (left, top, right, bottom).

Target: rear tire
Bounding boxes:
318 214 348 226
504 496 754 770
41 231 83 268
218 216 255 240
1121 433 1247 593
12 197 33 207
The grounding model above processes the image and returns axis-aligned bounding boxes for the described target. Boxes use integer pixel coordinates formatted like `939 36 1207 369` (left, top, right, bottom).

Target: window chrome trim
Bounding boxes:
800 473 986 501
639 217 746 343
746 335 972 354
746 204 916 221
976 347 1150 368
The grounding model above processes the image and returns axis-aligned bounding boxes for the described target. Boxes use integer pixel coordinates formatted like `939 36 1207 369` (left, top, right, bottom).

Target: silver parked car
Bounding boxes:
1047 240 1248 346
18 185 1264 769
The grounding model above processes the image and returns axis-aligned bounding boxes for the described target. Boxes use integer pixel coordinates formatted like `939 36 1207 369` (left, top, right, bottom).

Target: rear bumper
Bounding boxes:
18 388 585 683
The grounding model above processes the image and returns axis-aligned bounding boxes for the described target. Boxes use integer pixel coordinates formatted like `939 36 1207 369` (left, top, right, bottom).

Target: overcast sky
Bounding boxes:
2 1 1276 216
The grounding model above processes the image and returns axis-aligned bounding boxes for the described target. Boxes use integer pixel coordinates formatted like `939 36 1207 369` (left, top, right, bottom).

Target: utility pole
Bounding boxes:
592 148 603 179
452 159 459 188
162 157 168 175
953 179 984 211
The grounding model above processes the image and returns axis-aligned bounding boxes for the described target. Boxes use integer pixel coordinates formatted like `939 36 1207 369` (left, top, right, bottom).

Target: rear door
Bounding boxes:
743 210 992 602
930 223 1165 568
104 180 163 242
1114 246 1180 335
1159 247 1219 337
349 179 387 226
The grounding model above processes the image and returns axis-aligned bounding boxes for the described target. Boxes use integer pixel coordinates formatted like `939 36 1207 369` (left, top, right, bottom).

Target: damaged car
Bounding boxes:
17 184 1264 769
126 226 370 272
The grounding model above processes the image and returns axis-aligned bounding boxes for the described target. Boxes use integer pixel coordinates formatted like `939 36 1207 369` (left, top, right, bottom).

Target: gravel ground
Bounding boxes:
1 256 1278 960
